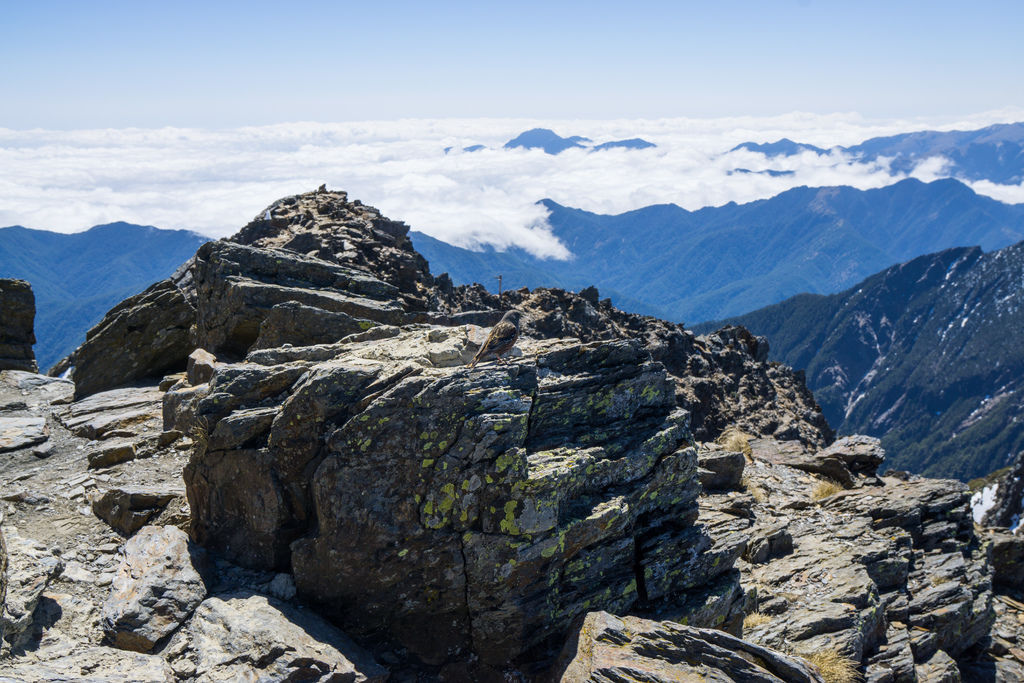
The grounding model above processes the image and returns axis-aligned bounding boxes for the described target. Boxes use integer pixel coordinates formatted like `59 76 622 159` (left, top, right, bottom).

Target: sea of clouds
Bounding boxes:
2 110 1024 259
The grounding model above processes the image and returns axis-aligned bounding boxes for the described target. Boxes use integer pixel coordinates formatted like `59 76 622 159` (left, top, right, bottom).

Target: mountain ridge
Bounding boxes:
0 222 208 369
696 239 1024 480
412 177 1024 325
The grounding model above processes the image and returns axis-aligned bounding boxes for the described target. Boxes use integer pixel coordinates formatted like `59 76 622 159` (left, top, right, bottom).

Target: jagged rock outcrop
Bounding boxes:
442 285 833 448
0 278 38 373
556 611 825 682
59 189 833 456
181 325 743 664
58 277 195 398
694 435 1011 681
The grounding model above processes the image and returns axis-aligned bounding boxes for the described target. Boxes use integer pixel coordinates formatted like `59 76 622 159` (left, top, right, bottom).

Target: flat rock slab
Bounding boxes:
168 591 388 682
0 417 48 453
101 525 209 652
57 386 164 440
0 371 74 410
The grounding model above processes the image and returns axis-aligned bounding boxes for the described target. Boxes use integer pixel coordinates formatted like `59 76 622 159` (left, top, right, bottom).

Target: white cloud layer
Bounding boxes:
2 110 1024 259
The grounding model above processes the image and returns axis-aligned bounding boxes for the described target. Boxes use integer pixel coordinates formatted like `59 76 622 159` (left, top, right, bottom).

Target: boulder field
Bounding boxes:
0 188 1019 680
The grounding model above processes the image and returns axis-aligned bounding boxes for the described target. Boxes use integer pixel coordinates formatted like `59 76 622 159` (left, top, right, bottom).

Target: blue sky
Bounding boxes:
3 1 1023 128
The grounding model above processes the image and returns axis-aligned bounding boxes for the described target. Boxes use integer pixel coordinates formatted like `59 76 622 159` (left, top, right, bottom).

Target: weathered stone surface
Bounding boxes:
57 385 164 441
719 444 996 681
253 300 379 349
87 440 137 469
92 486 183 535
0 279 38 373
820 434 886 476
555 611 825 682
62 279 195 398
192 240 409 358
231 188 435 310
183 326 732 664
0 416 48 453
165 591 387 682
914 649 961 682
446 285 835 448
186 348 217 386
101 525 208 652
0 370 74 411
0 642 176 681
0 529 64 652
0 519 5 644
698 447 746 491
988 530 1024 589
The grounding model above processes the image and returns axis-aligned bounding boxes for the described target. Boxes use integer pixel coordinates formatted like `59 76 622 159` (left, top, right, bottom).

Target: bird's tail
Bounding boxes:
469 350 482 368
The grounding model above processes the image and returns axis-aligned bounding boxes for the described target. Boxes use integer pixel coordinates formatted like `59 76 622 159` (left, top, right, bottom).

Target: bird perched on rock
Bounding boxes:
470 310 522 368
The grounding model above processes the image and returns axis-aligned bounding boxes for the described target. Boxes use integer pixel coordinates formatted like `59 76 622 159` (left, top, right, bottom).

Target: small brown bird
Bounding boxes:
470 310 522 368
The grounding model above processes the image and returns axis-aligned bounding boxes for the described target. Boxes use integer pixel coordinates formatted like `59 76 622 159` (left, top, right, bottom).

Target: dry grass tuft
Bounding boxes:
802 648 862 683
716 426 754 458
741 474 769 503
743 612 771 629
812 479 844 501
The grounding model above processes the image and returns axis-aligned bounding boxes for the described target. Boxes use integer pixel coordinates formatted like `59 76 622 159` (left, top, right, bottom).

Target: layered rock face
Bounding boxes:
0 278 38 373
180 324 741 664
60 189 833 457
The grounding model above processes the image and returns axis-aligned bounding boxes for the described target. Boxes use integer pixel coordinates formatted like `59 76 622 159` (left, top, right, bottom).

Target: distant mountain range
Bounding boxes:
412 177 1024 324
733 121 1024 184
447 128 657 155
697 240 1024 482
0 223 207 370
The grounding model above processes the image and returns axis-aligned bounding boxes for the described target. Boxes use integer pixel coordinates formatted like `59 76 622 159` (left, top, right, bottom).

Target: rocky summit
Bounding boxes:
0 188 1022 681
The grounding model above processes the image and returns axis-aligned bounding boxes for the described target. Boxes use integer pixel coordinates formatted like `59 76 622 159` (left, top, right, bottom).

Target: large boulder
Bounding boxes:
555 611 825 682
101 525 209 652
183 326 734 664
0 278 38 373
165 591 388 681
62 279 195 398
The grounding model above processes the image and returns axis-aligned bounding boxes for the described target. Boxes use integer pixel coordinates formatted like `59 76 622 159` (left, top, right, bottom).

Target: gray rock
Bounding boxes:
101 526 209 652
167 591 387 682
0 642 176 681
819 434 886 476
87 440 137 469
62 279 196 398
988 530 1024 589
92 486 183 535
57 386 164 440
698 447 746 491
0 417 48 453
184 328 732 664
186 348 217 386
555 611 825 682
0 279 38 373
914 649 961 682
1 529 64 652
